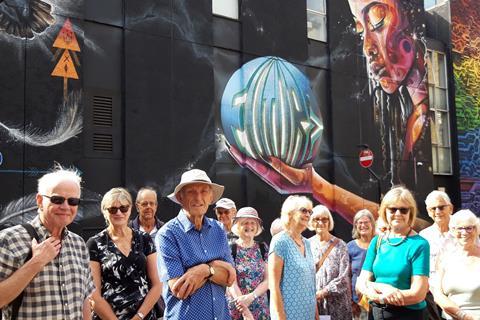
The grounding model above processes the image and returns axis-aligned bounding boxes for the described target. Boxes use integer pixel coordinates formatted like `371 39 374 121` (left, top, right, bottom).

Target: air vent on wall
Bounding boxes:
93 96 113 127
93 133 113 152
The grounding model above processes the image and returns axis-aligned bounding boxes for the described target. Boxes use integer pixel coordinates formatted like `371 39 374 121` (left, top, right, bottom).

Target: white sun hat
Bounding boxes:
167 169 224 204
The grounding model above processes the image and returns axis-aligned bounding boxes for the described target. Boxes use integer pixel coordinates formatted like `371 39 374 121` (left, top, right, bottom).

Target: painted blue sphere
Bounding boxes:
221 56 323 167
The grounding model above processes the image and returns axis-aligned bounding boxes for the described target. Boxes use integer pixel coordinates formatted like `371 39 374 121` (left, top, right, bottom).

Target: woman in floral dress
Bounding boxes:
228 207 270 320
87 188 161 320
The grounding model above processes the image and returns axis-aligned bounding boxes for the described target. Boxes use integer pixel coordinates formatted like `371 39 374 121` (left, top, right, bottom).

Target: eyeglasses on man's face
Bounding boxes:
428 204 449 212
137 201 157 208
42 195 80 206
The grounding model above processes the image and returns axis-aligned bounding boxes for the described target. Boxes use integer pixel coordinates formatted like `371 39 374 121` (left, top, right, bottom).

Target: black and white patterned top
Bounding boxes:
87 229 157 320
0 216 95 320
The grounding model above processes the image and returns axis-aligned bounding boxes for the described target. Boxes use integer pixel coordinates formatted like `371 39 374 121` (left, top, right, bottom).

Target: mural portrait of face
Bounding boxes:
349 0 415 94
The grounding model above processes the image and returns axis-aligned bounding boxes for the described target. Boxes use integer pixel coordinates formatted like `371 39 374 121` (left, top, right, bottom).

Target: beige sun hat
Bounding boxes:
167 169 224 204
232 207 264 236
214 198 236 210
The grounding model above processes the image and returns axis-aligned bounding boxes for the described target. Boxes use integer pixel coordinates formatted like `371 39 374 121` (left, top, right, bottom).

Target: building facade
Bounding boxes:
0 0 475 239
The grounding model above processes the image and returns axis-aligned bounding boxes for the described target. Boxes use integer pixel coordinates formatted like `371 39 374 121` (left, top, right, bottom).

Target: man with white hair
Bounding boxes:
419 190 455 320
0 166 95 319
156 169 236 320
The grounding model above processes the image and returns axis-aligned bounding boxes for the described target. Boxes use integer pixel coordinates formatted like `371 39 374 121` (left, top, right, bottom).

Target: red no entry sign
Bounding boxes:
359 149 374 168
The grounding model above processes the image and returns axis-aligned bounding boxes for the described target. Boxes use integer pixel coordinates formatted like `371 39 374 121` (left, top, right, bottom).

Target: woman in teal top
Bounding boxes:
269 195 318 320
356 186 430 320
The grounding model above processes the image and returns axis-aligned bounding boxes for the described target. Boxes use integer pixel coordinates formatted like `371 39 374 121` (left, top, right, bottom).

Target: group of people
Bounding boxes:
0 166 480 320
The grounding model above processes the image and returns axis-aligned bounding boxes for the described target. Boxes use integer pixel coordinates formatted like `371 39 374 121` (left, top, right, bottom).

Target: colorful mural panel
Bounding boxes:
451 0 480 212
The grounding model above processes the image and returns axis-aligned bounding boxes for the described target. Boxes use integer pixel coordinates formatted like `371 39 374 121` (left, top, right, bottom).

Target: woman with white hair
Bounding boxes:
269 195 318 320
227 207 269 320
433 209 480 320
87 188 161 320
347 209 376 320
309 205 351 319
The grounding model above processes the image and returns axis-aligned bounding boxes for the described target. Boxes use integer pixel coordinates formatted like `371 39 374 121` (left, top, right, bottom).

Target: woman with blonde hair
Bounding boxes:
356 186 430 319
347 209 376 320
309 205 351 319
433 209 480 320
87 188 161 319
269 195 318 320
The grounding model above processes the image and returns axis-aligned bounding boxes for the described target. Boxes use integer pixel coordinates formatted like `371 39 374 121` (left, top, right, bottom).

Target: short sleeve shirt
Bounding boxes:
87 229 157 320
269 231 316 320
0 216 95 319
155 210 233 320
363 234 430 310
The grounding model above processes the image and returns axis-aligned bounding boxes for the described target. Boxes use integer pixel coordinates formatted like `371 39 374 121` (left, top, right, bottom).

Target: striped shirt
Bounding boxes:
0 216 95 319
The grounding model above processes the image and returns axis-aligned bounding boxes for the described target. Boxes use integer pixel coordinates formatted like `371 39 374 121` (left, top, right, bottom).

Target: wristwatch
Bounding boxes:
208 264 215 279
136 312 145 319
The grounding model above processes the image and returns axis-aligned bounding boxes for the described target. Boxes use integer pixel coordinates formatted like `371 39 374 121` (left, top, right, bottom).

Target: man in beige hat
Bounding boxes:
156 169 236 320
214 198 238 242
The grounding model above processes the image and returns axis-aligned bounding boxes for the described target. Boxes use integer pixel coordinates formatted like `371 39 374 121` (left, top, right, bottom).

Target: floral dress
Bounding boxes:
87 229 158 320
228 242 270 319
309 235 352 320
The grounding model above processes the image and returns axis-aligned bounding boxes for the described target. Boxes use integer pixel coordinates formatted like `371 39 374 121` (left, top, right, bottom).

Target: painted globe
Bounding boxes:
221 56 323 167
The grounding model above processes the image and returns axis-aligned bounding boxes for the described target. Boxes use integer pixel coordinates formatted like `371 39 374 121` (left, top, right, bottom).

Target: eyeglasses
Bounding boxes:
42 195 80 206
386 207 410 215
313 217 330 223
298 207 313 215
106 206 130 214
137 201 157 208
454 226 476 233
428 205 449 212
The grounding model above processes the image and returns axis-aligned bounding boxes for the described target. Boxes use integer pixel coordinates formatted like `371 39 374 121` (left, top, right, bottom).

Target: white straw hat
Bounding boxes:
167 169 224 204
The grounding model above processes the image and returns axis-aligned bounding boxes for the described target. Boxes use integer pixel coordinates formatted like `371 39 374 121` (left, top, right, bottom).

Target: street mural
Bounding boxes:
221 0 430 225
0 1 90 229
451 0 480 213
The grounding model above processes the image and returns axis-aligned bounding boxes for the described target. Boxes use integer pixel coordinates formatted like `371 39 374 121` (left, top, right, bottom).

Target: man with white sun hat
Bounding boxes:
156 169 236 320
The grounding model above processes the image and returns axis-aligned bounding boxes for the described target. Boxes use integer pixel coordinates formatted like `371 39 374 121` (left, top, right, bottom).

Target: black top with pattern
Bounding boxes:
87 229 157 320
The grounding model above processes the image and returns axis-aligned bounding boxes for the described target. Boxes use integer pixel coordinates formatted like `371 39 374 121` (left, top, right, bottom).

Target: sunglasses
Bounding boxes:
137 201 157 208
454 226 475 233
386 207 410 215
298 207 313 215
42 195 80 206
428 205 449 212
106 206 130 214
313 217 330 223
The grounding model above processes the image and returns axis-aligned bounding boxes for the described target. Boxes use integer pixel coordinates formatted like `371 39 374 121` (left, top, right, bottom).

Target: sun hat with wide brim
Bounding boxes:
232 207 264 237
167 169 224 204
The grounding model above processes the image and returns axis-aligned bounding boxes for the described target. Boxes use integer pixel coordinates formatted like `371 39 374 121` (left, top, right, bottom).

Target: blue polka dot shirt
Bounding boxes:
156 209 233 320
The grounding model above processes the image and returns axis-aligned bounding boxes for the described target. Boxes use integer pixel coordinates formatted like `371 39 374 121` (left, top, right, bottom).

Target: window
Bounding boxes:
427 49 452 174
307 0 327 42
212 0 238 20
425 0 446 10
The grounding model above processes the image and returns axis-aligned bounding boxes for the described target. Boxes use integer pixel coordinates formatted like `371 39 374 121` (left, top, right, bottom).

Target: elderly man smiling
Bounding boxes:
156 169 236 320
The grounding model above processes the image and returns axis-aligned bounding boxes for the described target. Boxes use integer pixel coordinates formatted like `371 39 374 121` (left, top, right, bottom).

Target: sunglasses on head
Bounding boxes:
106 206 130 214
386 207 410 215
42 195 80 206
428 205 449 212
298 207 313 215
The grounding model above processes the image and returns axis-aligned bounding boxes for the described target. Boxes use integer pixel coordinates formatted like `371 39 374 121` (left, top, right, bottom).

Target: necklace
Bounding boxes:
288 233 303 247
385 228 412 246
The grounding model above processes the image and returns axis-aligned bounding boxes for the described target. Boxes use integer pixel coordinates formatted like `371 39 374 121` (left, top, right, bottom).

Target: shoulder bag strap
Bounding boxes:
11 224 40 320
316 238 339 272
